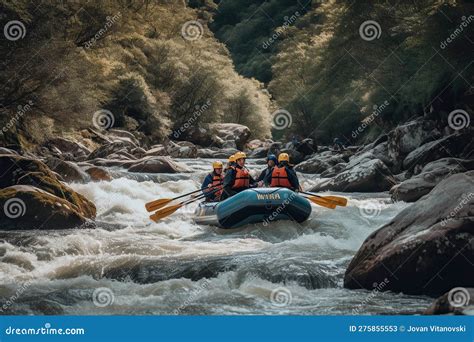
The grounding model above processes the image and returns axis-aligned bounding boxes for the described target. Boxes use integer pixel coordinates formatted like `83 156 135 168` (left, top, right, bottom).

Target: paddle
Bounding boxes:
145 183 223 212
301 194 337 209
149 187 221 222
300 191 347 207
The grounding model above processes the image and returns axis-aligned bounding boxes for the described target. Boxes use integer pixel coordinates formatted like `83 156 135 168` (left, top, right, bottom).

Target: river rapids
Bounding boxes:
0 159 432 315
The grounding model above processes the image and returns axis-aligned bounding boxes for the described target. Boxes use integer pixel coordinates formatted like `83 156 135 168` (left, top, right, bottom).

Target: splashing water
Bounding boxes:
0 159 432 315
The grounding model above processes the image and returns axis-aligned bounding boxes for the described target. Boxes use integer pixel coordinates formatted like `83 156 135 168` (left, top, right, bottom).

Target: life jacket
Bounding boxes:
231 166 250 189
211 172 223 199
270 166 292 188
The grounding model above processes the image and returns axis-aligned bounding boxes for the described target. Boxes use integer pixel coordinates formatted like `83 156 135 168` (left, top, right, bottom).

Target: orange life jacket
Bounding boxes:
270 166 292 188
231 166 250 189
211 173 223 199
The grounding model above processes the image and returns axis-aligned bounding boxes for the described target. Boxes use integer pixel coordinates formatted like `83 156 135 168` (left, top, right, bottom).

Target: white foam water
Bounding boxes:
0 159 432 315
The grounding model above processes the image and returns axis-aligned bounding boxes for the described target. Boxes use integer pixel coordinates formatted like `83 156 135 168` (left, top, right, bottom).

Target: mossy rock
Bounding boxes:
0 154 96 220
0 186 94 230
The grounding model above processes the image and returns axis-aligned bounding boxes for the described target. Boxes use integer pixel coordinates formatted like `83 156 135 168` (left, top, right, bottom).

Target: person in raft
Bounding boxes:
224 154 237 173
201 161 224 202
256 154 278 186
221 151 256 200
264 153 301 191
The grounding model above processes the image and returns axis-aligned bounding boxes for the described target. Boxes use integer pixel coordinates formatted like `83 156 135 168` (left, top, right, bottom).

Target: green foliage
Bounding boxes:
211 0 311 83
268 0 473 143
1 0 272 146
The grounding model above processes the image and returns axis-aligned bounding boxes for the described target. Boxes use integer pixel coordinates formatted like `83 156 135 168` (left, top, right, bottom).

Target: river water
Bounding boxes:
0 159 432 315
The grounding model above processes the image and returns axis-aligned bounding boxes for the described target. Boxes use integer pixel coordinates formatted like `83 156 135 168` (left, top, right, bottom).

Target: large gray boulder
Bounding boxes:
387 119 440 171
44 157 90 183
41 137 91 161
209 123 251 150
391 158 474 202
403 131 472 172
310 159 395 192
344 171 474 296
295 151 345 174
127 156 190 173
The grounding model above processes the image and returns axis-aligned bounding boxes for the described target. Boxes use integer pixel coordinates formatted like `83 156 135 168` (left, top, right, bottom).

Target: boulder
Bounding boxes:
310 159 395 192
424 288 474 315
107 129 140 146
0 185 94 230
246 139 273 150
44 157 90 183
295 158 330 173
247 147 269 158
391 158 474 202
320 162 347 177
41 137 91 161
0 154 96 220
346 141 392 170
87 141 137 160
145 145 168 157
387 119 440 170
85 166 112 181
0 147 19 155
127 157 190 173
209 123 251 150
221 140 237 149
197 148 238 159
344 171 474 296
294 138 317 156
403 131 473 172
168 141 198 158
295 151 346 174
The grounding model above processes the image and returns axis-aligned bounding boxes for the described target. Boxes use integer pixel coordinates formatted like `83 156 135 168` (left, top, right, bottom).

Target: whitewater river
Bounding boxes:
0 159 433 315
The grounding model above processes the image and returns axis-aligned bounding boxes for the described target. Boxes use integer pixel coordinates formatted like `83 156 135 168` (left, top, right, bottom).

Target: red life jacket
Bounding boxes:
270 166 292 188
211 173 223 199
231 166 250 189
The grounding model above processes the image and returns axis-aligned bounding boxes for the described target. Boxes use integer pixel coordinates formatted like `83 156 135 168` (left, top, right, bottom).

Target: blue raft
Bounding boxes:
193 188 312 229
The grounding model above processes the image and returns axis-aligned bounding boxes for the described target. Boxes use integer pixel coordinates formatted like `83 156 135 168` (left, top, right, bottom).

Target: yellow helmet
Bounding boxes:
228 154 236 163
234 151 247 160
278 153 289 162
212 161 223 169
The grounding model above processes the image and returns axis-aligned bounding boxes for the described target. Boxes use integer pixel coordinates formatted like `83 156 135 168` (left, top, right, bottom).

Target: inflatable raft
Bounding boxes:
193 188 312 229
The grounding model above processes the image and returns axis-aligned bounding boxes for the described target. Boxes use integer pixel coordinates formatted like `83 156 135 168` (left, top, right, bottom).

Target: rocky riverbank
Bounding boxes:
1 117 472 314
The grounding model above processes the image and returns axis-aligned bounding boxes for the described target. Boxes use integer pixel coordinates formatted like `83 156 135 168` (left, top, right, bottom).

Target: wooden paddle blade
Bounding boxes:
149 204 183 222
145 198 173 212
306 196 336 209
322 196 348 206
